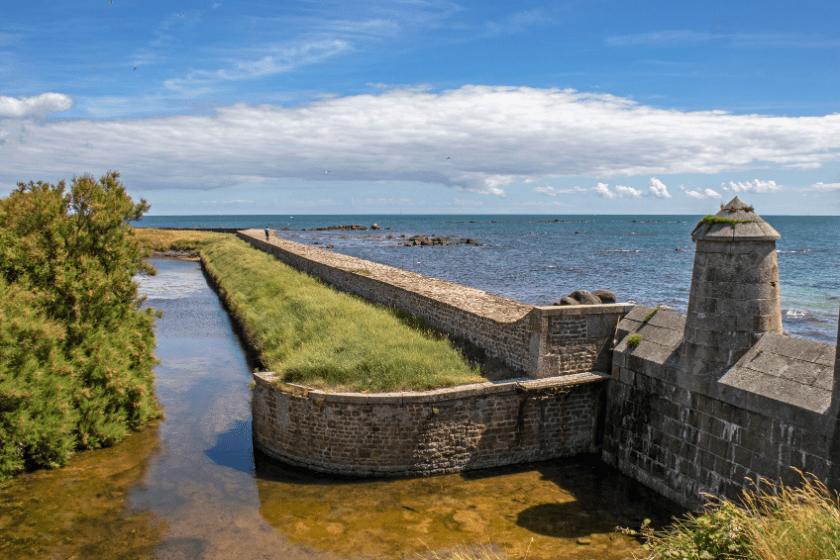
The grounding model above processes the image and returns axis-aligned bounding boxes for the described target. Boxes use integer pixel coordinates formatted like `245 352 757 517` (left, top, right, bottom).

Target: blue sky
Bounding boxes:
2 0 839 215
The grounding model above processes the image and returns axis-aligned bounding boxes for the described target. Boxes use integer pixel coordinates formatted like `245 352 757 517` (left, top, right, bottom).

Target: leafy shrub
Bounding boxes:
0 172 160 479
627 334 643 348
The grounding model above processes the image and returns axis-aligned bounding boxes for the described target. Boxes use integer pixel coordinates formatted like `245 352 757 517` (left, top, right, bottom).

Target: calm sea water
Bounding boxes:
134 214 840 344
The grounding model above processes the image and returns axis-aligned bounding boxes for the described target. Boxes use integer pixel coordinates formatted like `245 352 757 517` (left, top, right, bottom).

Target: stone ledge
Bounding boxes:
252 371 606 404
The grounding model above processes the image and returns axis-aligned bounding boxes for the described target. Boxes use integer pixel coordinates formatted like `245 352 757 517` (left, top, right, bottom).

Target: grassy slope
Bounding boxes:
136 229 484 392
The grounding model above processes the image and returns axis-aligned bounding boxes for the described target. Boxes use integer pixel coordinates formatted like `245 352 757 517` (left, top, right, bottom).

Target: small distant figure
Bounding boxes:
134 66 138 71
89 65 96 68
110 0 113 3
446 157 450 160
325 170 330 174
180 12 184 15
264 227 270 240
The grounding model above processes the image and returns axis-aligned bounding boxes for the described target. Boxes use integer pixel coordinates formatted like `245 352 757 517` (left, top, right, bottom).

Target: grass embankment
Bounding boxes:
627 472 840 560
131 227 227 254
137 229 484 392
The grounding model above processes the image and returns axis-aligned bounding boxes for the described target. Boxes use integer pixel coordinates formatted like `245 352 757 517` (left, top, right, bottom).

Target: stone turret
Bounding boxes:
684 197 782 374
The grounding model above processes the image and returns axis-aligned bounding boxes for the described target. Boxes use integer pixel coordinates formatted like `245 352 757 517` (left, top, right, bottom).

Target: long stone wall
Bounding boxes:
238 229 631 379
252 371 607 476
602 305 837 509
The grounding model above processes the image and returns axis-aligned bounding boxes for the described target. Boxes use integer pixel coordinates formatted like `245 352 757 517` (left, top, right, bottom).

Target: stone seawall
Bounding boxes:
238 229 631 379
252 372 607 476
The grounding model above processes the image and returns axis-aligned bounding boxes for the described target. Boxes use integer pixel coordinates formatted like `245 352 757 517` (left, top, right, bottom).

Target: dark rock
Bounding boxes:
309 224 368 231
325 244 334 249
554 296 579 306
568 290 600 305
465 238 478 245
371 223 381 230
591 289 617 304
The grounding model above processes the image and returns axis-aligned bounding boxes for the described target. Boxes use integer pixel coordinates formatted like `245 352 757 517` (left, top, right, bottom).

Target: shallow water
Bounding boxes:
0 257 683 560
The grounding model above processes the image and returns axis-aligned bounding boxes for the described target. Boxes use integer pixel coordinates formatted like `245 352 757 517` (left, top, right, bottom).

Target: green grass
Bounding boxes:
642 308 659 323
693 215 756 233
131 227 226 253
626 471 840 560
196 235 484 392
627 334 643 348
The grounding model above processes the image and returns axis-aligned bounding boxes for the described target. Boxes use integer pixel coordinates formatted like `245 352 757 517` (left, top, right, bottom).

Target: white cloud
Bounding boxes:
165 40 348 92
0 93 73 118
607 30 840 48
785 162 821 169
685 188 722 199
726 179 784 193
648 177 671 198
532 186 584 196
593 183 616 199
615 184 643 198
811 182 840 191
3 85 840 196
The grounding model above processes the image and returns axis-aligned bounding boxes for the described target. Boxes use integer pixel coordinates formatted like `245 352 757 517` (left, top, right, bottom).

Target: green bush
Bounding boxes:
627 333 643 348
0 172 160 480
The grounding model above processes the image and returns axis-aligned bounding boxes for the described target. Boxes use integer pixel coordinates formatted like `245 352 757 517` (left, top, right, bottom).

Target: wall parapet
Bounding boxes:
238 229 632 379
252 371 608 476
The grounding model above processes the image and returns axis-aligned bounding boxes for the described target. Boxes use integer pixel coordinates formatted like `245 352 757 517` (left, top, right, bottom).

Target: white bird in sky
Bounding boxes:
325 170 330 174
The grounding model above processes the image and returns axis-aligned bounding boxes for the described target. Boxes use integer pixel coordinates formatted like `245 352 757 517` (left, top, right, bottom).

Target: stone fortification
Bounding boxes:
238 229 631 379
684 197 783 375
603 199 840 509
252 371 606 476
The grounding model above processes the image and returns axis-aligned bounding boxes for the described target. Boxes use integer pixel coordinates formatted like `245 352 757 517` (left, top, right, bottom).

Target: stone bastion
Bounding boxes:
236 228 632 477
232 199 840 509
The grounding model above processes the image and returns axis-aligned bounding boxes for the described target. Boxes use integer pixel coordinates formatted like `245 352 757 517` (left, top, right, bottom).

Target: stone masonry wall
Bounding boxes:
252 372 607 476
602 306 837 510
238 229 631 379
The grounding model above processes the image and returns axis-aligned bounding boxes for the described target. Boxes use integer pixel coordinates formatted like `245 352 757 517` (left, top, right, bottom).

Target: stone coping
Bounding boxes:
253 371 608 403
241 229 632 324
242 229 531 323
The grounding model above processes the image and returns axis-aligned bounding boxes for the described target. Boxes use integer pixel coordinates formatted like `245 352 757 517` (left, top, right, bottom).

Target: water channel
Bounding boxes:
0 257 683 560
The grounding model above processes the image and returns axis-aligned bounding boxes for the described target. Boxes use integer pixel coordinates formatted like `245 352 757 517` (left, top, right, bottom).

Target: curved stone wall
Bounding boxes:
252 372 607 476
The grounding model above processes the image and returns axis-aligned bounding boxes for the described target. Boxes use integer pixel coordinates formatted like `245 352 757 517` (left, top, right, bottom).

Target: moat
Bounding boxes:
0 257 683 560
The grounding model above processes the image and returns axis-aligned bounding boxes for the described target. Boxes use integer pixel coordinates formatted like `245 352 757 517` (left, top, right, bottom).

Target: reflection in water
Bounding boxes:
0 423 165 560
0 257 683 560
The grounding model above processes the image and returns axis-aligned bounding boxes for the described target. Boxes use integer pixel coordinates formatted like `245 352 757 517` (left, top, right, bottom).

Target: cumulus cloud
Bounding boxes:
725 179 783 193
2 85 840 195
0 93 73 118
649 177 671 198
593 183 616 199
685 188 722 199
615 184 643 198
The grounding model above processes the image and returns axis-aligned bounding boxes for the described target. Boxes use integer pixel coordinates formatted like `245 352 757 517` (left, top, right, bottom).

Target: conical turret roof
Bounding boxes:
691 197 781 242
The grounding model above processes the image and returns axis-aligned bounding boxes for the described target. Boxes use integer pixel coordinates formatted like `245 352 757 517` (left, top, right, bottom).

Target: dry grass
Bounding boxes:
629 470 840 560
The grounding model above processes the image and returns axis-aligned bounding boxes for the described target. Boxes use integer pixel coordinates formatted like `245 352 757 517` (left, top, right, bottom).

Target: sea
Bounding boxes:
132 214 840 345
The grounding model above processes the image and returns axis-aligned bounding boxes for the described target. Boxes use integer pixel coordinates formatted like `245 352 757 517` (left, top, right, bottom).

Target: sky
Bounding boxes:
2 0 839 215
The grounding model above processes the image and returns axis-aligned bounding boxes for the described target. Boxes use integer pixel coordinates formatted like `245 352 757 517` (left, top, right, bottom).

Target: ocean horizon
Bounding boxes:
133 214 840 345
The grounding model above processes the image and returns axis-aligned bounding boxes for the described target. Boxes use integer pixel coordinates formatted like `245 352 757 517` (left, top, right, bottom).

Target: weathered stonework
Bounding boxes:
238 229 631 379
602 199 840 509
252 372 607 476
685 197 783 375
